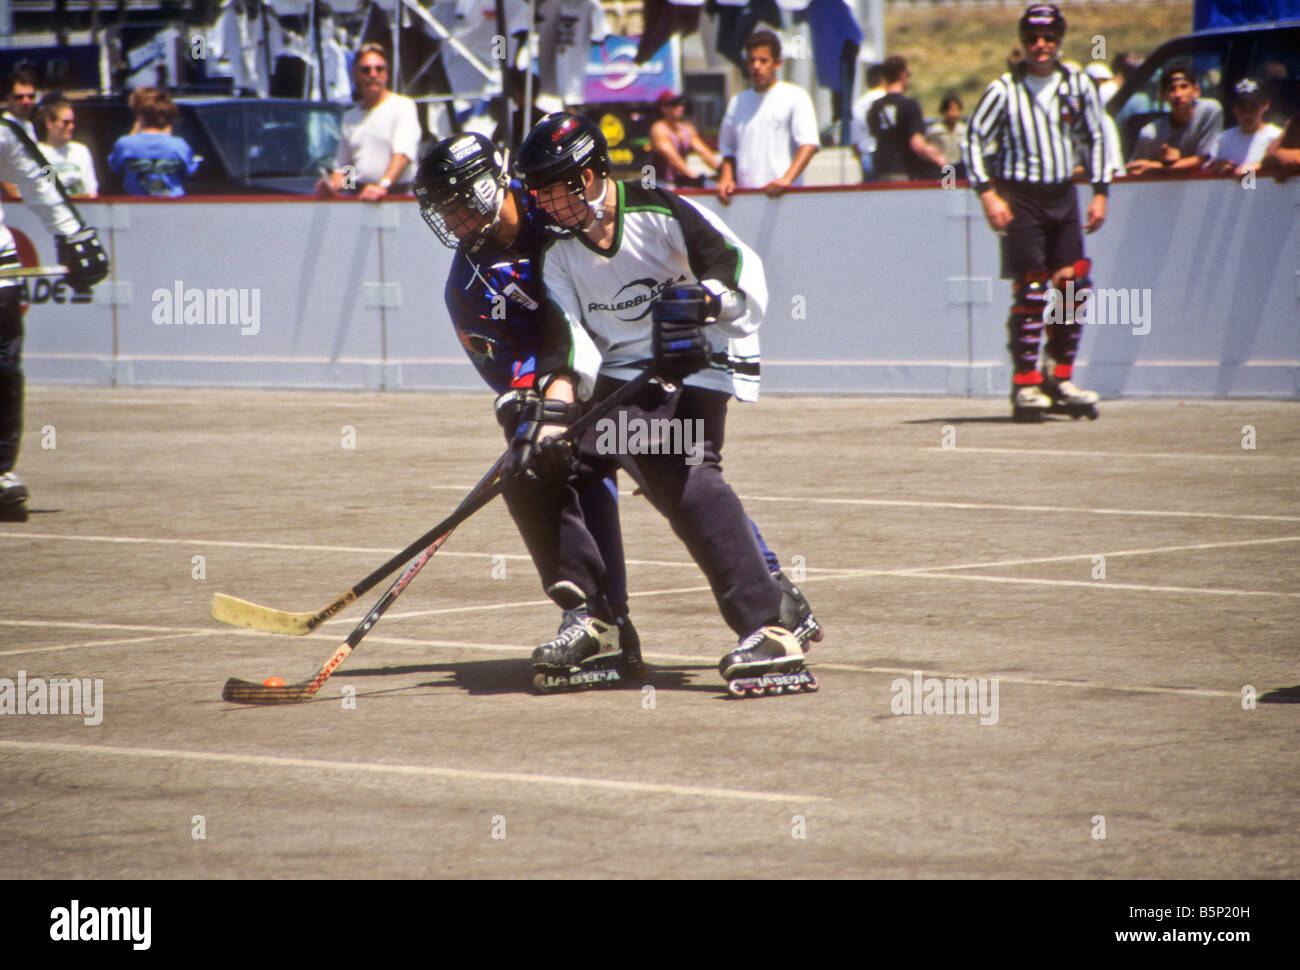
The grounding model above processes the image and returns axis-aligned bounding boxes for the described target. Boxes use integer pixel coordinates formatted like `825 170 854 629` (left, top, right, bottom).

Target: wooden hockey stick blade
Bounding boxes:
210 593 340 636
0 264 69 279
221 676 320 705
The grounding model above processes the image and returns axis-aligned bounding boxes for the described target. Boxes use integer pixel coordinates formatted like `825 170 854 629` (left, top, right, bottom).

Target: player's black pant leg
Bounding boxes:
501 474 608 607
0 287 25 474
579 476 628 608
601 381 781 636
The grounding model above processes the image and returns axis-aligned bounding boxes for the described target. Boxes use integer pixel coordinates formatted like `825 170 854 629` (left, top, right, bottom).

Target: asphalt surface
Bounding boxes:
0 386 1296 880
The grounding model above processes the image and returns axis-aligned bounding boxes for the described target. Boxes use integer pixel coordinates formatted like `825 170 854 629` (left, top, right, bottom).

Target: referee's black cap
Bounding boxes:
1020 4 1067 37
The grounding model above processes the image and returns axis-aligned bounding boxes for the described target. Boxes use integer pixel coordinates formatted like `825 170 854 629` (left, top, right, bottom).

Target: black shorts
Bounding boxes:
998 181 1085 280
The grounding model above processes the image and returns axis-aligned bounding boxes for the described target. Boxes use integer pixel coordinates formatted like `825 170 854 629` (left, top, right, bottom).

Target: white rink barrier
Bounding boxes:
7 176 1297 397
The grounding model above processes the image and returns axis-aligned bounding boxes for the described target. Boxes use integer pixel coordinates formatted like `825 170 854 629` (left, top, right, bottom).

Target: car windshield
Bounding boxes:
198 104 341 179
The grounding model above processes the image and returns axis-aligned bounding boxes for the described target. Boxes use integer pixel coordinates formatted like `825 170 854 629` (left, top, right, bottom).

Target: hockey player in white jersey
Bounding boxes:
511 112 817 698
1 114 109 519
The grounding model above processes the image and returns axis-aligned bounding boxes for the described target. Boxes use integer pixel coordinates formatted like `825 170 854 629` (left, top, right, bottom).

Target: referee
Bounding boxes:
964 4 1114 420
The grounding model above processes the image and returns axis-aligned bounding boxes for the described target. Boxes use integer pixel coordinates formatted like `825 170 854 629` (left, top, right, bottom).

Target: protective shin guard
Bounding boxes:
1007 271 1051 381
1045 259 1093 377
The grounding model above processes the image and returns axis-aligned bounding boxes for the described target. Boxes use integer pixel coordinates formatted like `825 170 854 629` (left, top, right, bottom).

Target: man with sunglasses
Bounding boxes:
965 4 1114 421
317 44 419 200
2 71 39 201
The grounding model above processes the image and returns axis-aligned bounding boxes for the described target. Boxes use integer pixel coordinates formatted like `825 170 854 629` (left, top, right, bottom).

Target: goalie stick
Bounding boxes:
221 368 657 704
211 452 508 635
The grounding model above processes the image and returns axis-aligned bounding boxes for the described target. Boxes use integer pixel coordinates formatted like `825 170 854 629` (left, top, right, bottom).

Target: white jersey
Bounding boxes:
537 0 609 107
537 182 766 402
1212 123 1283 167
336 93 421 187
718 81 820 188
38 141 98 197
1 118 80 279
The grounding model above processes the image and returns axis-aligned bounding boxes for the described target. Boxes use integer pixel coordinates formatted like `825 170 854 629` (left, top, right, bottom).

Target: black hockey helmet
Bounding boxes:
513 112 610 194
412 132 509 248
1019 3 1066 38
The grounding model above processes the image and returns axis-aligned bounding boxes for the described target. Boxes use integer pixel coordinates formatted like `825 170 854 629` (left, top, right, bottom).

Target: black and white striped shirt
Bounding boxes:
964 63 1113 194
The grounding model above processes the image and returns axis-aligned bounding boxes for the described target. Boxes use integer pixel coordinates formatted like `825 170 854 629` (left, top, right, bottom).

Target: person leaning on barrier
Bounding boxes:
316 43 419 200
1125 62 1223 176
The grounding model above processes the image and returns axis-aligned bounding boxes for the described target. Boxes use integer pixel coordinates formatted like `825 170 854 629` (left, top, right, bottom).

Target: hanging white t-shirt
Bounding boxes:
537 0 609 106
336 93 421 187
37 141 98 197
718 80 820 188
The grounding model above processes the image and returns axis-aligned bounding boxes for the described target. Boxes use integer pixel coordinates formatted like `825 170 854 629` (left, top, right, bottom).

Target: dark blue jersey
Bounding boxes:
444 181 561 394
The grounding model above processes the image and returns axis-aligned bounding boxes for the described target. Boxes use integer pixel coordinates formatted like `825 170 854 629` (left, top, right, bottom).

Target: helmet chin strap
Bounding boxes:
584 175 607 224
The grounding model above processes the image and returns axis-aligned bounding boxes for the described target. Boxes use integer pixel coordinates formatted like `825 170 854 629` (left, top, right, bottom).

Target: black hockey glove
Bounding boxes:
652 283 718 381
494 387 540 440
509 394 582 485
56 228 110 294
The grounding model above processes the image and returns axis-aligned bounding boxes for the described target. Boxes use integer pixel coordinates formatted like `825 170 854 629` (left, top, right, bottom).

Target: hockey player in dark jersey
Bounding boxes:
413 132 818 695
512 113 820 698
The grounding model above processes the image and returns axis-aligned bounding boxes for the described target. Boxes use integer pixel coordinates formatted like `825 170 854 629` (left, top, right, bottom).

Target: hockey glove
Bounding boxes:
56 228 110 294
652 284 718 381
510 394 582 485
494 387 540 440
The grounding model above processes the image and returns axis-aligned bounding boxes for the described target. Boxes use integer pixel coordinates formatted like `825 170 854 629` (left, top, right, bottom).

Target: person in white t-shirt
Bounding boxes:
317 44 420 200
1209 78 1283 177
849 63 886 181
37 95 97 198
716 29 819 203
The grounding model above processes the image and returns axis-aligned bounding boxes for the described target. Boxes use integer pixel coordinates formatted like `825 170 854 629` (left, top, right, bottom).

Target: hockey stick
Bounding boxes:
221 368 657 704
0 264 69 279
211 453 508 635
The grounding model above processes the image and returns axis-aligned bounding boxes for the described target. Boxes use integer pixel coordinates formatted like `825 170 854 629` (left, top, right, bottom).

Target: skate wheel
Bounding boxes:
1086 407 1098 420
746 686 766 698
727 681 746 698
531 674 549 694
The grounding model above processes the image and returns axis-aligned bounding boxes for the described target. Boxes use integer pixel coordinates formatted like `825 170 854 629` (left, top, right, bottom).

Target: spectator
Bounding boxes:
1259 77 1300 182
648 91 719 190
36 95 98 198
850 62 886 181
2 70 39 200
867 55 947 182
317 43 419 200
107 88 199 197
926 93 967 179
2 70 38 139
716 29 819 204
1126 62 1223 175
1209 78 1283 177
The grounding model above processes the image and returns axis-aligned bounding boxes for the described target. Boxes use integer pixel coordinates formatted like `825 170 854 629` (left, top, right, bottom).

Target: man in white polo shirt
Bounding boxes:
716 29 819 203
317 43 420 200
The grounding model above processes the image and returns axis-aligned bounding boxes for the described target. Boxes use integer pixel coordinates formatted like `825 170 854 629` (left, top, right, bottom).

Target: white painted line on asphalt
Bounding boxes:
920 446 1295 461
738 495 1300 524
0 631 212 657
0 532 698 569
884 571 1300 598
0 740 826 805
